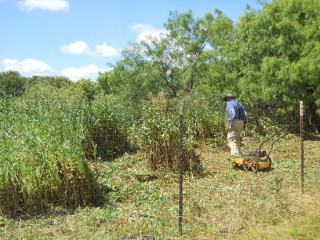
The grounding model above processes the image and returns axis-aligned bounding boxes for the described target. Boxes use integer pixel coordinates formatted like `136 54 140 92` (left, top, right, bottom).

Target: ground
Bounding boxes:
1 135 320 239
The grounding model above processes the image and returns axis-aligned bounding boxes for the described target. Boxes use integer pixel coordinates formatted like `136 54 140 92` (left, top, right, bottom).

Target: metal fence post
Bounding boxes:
300 101 304 193
178 101 184 236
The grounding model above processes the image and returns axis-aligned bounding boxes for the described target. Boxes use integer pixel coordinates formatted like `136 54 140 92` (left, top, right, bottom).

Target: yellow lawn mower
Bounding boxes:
233 124 296 172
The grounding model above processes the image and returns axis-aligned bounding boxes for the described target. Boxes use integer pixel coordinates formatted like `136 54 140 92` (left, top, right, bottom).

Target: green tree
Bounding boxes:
225 0 320 104
106 43 162 103
101 9 233 105
26 75 72 89
0 71 26 98
142 10 211 96
142 10 232 98
74 78 98 102
97 72 110 94
193 9 233 101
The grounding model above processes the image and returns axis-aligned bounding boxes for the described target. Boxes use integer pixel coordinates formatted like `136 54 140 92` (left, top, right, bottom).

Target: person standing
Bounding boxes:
224 93 248 156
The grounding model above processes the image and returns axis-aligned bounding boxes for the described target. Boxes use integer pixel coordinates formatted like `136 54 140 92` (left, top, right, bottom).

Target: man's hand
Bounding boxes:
226 124 231 130
243 124 246 130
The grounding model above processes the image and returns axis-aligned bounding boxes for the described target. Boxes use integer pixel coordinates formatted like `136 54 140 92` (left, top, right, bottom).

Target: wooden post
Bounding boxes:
178 101 184 236
300 101 304 193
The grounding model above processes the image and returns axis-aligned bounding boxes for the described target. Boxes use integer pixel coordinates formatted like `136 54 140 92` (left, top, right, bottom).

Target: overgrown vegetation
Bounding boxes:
1 137 319 239
0 0 319 238
0 86 104 217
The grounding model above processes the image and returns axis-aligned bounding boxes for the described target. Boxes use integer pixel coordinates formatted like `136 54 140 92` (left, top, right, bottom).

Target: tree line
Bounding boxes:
1 0 319 111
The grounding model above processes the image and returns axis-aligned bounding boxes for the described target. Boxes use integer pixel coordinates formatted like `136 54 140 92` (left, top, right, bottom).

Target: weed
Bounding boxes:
229 170 238 182
270 176 285 194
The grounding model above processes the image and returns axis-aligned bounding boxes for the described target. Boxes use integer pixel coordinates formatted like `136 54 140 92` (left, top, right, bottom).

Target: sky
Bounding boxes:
0 0 264 81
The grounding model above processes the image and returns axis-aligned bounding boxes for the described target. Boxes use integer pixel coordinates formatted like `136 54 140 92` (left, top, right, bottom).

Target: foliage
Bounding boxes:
0 71 75 99
0 71 26 98
0 0 319 223
98 9 234 106
1 137 320 239
1 0 320 109
26 75 72 89
81 97 132 161
73 78 99 102
225 0 320 104
0 86 103 217
96 72 110 94
133 101 202 173
101 44 161 106
95 0 319 129
183 97 226 144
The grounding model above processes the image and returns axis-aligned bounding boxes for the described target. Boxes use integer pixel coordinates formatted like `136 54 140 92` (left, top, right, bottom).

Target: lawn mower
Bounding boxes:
233 124 296 172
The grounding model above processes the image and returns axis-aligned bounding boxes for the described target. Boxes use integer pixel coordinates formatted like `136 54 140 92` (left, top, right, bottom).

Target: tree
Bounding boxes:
0 71 26 98
143 10 211 96
74 79 98 102
97 72 110 95
101 43 163 105
101 9 233 105
142 10 233 98
224 0 320 104
26 75 72 89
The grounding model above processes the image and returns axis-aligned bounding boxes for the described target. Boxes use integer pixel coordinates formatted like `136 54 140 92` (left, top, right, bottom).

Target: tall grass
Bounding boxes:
132 95 228 173
183 99 226 145
0 86 103 217
81 98 132 161
134 102 202 173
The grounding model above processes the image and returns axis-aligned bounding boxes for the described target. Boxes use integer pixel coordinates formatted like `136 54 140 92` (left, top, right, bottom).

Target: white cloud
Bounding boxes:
61 41 94 56
2 58 52 75
61 41 119 57
16 0 69 11
95 43 118 57
130 24 168 43
61 64 108 81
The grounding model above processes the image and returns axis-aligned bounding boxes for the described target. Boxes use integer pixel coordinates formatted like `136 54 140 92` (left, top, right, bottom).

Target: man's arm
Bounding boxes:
227 103 236 126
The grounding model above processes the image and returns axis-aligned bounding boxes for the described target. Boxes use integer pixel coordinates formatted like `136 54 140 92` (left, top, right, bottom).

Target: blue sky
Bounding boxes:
0 0 263 81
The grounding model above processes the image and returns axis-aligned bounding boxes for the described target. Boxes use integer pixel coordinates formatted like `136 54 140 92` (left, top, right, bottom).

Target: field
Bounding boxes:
1 134 319 240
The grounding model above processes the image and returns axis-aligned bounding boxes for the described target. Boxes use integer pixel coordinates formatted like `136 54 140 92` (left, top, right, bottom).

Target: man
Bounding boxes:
224 93 248 156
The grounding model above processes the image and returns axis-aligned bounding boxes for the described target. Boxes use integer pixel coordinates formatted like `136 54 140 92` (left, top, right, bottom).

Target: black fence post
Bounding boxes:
300 101 304 194
178 101 184 236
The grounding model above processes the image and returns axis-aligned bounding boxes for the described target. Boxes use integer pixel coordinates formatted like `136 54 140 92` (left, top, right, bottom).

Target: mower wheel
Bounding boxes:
242 159 250 172
243 158 259 172
251 159 259 173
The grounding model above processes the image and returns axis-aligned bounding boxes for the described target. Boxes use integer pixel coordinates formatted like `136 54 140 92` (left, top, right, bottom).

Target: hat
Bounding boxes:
223 93 235 102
